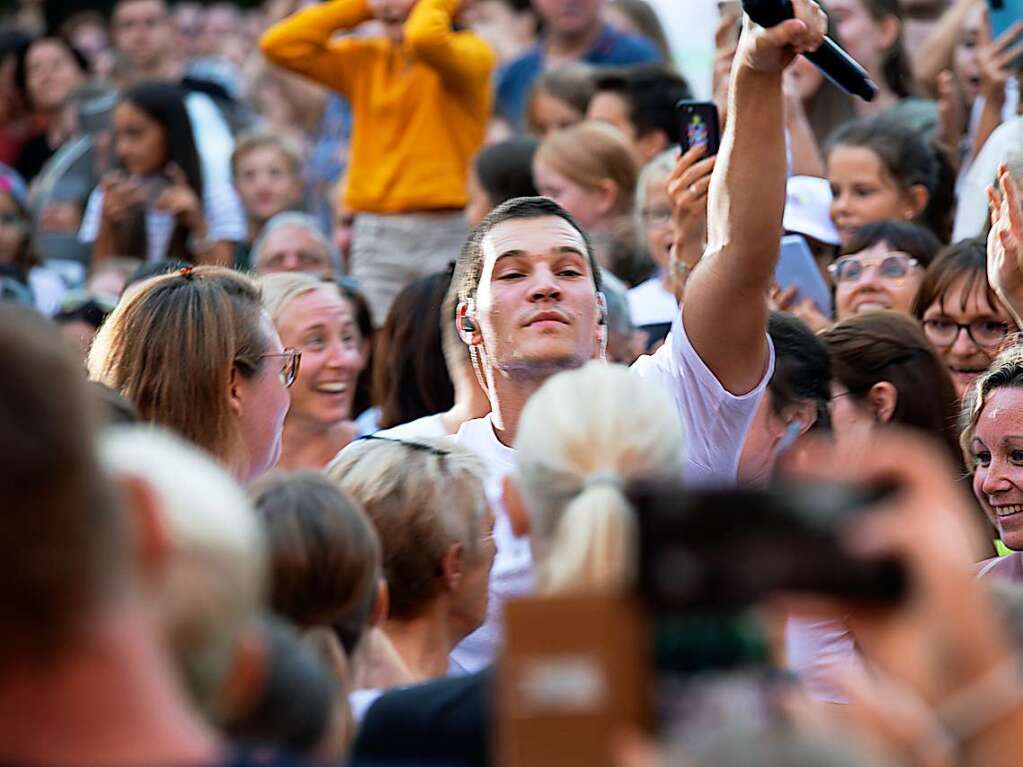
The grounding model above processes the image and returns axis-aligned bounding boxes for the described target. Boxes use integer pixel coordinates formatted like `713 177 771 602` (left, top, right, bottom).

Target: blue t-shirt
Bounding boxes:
496 23 662 127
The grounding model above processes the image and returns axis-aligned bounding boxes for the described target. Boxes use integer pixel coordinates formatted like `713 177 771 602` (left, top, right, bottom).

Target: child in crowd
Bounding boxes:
261 0 496 325
230 131 305 269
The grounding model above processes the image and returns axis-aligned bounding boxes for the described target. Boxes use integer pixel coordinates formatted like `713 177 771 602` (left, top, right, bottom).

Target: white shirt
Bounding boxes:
449 315 774 672
627 275 678 328
785 617 863 703
953 115 1023 242
78 179 245 263
374 413 449 441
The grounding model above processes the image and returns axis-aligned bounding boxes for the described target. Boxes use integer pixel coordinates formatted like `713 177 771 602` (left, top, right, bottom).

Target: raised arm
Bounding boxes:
259 0 373 94
682 0 827 395
988 164 1023 328
404 0 496 98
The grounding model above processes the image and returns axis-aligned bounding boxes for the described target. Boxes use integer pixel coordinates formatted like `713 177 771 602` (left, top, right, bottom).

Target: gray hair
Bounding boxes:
634 149 678 251
251 212 340 273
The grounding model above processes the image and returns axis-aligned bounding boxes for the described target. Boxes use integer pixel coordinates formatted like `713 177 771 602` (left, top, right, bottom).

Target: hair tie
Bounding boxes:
180 266 195 280
582 470 622 491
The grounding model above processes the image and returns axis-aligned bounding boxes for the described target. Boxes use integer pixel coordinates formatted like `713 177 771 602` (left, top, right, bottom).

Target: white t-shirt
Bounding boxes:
374 413 449 441
29 266 67 316
449 315 774 673
785 617 862 703
954 115 1023 242
627 275 678 328
78 180 245 263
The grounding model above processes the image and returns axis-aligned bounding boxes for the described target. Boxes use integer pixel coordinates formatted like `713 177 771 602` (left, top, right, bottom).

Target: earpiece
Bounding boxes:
461 299 477 334
596 291 608 326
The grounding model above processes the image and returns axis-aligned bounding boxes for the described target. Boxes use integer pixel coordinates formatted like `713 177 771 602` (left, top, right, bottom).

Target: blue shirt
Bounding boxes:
496 23 662 127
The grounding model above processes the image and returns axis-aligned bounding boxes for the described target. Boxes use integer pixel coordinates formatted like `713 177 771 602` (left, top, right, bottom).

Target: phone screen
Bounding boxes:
677 101 721 156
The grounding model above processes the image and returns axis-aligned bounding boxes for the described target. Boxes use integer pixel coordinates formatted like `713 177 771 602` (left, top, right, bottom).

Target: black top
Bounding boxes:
349 669 492 767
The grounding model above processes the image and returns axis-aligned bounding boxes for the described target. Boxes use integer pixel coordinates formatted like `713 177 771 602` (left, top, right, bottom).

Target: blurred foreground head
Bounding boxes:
0 304 124 667
508 361 684 593
98 426 265 721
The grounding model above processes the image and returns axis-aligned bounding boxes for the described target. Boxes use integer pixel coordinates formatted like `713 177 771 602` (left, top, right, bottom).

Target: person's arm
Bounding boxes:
913 0 982 95
259 0 375 95
784 75 826 178
404 0 496 97
987 164 1023 327
971 20 1023 160
682 1 827 395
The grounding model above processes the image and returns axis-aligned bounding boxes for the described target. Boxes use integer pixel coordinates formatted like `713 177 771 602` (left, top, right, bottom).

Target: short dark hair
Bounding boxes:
767 312 832 431
15 36 89 107
454 196 603 306
474 138 540 208
841 219 942 269
911 237 1003 319
593 64 692 141
0 305 124 665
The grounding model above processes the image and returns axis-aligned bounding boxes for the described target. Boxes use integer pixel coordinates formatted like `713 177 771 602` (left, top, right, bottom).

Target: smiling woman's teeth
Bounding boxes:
316 383 347 393
997 505 1023 517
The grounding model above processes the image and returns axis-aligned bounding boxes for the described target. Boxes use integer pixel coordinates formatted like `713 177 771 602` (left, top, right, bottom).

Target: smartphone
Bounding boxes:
137 174 170 208
630 477 906 613
775 234 833 316
677 100 721 156
988 0 1023 70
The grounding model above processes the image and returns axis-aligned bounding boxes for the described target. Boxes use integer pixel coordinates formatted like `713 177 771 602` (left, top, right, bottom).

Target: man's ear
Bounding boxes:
440 543 465 592
636 129 670 162
119 474 171 578
867 381 898 424
904 184 930 220
229 364 244 418
456 300 483 346
502 474 530 538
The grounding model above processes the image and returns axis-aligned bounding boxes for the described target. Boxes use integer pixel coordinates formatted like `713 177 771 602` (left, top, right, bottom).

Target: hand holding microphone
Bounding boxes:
741 0 878 101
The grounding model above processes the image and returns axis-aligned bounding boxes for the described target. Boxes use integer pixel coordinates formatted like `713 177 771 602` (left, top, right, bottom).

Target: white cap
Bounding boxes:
783 176 841 246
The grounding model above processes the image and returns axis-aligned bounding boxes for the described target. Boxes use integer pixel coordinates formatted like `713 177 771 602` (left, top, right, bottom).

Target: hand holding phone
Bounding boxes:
774 234 832 316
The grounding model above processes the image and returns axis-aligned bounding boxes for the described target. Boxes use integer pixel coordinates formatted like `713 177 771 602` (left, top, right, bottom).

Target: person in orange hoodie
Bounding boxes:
261 0 496 326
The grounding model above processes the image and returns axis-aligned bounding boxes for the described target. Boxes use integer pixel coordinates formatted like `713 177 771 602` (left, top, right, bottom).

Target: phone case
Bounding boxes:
775 235 832 316
677 100 721 156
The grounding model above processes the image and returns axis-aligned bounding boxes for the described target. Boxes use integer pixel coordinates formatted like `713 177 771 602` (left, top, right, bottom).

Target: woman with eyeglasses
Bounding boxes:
913 238 1018 399
261 272 370 471
88 266 294 483
831 220 941 321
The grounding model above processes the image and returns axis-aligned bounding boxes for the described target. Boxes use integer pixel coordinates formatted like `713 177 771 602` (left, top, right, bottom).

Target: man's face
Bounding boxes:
534 0 603 37
473 216 601 378
256 226 332 277
113 0 175 70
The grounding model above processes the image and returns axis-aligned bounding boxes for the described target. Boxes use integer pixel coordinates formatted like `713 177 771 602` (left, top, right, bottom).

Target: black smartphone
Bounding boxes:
677 100 721 156
630 477 906 613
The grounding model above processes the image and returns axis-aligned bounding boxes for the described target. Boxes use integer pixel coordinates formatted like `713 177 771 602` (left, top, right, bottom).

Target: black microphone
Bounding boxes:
741 0 878 102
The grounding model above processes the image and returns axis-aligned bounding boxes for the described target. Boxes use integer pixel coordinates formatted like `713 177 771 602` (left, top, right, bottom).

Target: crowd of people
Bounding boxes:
6 0 1023 764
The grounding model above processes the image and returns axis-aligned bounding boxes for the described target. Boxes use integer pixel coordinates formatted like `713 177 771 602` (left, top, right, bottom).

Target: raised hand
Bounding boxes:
977 14 1023 107
987 164 1023 325
735 0 828 76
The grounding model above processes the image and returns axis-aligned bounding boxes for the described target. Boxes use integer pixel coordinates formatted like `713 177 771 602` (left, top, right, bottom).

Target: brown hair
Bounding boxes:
230 130 303 179
325 437 488 621
526 62 595 135
535 122 639 218
911 237 1008 321
823 311 961 463
250 471 381 656
87 267 270 476
0 305 124 665
960 345 1023 469
373 271 455 430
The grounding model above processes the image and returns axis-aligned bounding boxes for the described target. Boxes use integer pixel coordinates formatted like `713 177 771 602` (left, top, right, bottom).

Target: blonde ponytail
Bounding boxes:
513 362 684 595
540 483 637 594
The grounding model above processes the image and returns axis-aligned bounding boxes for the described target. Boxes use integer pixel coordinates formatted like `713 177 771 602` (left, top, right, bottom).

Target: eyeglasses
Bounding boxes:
827 253 919 284
260 348 301 387
641 208 673 228
922 319 1010 350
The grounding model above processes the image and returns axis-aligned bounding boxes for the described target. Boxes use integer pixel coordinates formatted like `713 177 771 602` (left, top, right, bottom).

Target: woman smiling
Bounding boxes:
262 273 370 470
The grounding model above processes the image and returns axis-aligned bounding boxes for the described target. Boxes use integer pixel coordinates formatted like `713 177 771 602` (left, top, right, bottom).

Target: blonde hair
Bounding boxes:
87 267 269 479
325 437 488 620
260 271 344 324
99 426 265 720
535 122 639 218
960 343 1023 469
513 362 685 593
231 130 303 178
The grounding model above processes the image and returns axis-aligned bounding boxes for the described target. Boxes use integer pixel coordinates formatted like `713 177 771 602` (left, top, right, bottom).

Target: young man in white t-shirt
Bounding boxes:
445 2 829 673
